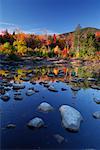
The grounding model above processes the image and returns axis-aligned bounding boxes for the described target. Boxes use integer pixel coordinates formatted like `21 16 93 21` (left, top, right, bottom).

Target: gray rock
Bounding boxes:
13 84 25 90
44 83 50 88
91 85 100 90
71 79 79 83
94 98 100 104
14 95 23 100
59 105 83 132
1 93 10 101
93 111 100 119
71 87 80 91
20 77 30 81
26 89 35 96
87 78 97 82
48 86 58 92
38 102 53 112
27 117 44 128
28 87 34 90
4 87 11 91
14 92 21 95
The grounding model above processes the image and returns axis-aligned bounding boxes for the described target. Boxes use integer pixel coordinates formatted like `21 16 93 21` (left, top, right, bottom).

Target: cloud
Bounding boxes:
0 21 59 35
23 28 59 35
0 21 20 28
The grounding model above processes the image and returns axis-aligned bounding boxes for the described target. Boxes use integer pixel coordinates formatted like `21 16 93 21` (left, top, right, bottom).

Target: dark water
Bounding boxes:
0 63 100 149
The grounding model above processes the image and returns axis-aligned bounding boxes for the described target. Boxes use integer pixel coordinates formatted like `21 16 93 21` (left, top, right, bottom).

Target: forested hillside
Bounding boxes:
0 26 100 60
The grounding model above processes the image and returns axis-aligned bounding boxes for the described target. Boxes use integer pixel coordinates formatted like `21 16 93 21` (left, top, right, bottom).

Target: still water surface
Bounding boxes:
0 64 100 149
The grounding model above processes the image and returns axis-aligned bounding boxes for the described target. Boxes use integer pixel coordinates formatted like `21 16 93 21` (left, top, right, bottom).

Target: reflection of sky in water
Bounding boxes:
0 65 100 149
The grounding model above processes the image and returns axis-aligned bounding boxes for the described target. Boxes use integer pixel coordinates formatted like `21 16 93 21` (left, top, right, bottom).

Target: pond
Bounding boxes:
0 62 100 149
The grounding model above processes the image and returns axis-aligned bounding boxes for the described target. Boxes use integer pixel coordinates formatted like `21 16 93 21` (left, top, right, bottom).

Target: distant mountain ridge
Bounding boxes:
60 27 100 36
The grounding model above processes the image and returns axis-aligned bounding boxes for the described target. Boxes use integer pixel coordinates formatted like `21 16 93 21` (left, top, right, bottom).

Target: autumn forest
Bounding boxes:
0 25 100 61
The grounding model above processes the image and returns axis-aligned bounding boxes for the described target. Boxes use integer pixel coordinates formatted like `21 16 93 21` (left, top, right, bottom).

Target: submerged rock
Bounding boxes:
1 93 10 101
34 89 39 93
93 111 100 119
27 117 44 128
53 134 64 144
6 124 16 129
28 87 39 93
48 86 58 92
38 102 53 112
59 105 83 132
28 87 34 91
61 88 67 91
26 89 35 96
14 92 22 95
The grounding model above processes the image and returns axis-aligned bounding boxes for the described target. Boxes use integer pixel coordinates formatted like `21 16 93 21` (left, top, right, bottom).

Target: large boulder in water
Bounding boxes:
59 105 83 132
27 117 44 128
38 102 53 112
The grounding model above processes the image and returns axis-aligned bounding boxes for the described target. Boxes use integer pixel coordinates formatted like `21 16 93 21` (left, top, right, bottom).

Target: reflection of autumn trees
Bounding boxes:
0 64 99 88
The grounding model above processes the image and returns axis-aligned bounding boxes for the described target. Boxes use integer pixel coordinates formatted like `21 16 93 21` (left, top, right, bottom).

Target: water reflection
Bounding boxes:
0 63 100 149
0 64 100 88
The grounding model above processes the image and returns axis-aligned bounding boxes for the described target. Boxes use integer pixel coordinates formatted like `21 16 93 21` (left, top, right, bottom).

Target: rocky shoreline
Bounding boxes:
0 56 100 69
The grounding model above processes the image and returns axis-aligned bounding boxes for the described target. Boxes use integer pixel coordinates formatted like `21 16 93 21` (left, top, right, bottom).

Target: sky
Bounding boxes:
0 0 100 34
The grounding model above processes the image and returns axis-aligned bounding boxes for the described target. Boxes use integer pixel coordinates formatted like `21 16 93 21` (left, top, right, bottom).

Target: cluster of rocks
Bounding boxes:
0 71 99 137
39 81 58 92
26 102 84 132
27 101 100 133
27 102 53 129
